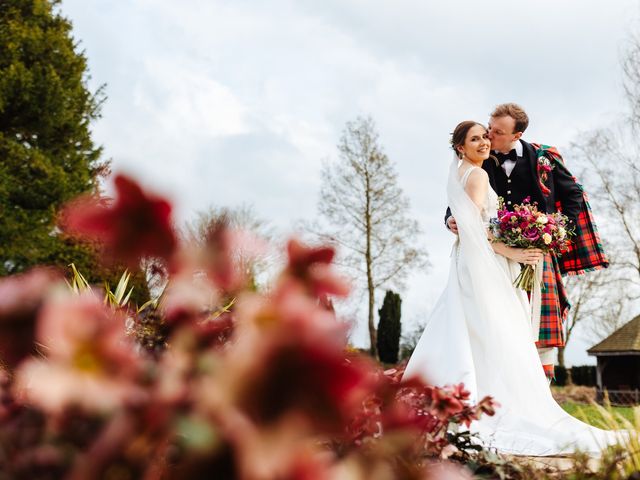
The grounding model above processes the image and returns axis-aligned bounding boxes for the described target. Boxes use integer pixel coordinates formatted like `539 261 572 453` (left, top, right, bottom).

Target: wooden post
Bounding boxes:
596 358 604 390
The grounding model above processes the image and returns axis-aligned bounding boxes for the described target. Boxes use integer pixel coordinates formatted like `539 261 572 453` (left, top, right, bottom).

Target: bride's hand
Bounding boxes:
446 216 459 234
508 248 544 266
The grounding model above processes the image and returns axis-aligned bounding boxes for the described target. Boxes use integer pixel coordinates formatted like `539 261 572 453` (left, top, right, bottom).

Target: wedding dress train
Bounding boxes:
403 159 622 456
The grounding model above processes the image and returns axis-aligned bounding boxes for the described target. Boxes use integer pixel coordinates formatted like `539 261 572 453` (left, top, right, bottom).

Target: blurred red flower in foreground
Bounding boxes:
61 174 177 266
284 239 350 298
0 268 62 370
2 173 488 480
234 335 374 433
14 293 146 414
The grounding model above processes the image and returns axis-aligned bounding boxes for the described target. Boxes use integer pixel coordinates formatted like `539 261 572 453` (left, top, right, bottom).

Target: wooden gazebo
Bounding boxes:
588 315 640 404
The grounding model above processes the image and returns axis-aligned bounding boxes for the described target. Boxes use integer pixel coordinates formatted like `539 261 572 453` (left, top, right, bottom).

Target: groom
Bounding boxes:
446 103 608 380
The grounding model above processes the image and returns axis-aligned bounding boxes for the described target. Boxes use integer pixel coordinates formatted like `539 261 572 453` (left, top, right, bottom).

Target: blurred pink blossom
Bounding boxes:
61 174 177 266
14 293 146 414
0 268 62 370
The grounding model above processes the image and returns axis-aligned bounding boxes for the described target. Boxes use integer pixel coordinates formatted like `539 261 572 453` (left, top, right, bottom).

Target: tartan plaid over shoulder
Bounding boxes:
531 143 609 276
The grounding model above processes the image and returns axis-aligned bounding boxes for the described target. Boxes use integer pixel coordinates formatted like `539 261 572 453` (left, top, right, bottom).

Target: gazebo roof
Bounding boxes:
588 315 640 355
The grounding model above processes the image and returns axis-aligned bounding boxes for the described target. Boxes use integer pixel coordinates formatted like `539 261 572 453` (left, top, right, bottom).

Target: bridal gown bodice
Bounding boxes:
459 165 498 226
403 162 624 456
457 166 529 321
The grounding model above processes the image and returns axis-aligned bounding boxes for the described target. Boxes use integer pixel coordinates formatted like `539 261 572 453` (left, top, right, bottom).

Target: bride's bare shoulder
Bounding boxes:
466 167 489 186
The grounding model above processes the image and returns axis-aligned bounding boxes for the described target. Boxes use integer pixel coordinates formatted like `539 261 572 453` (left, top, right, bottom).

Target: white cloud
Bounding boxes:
134 59 250 138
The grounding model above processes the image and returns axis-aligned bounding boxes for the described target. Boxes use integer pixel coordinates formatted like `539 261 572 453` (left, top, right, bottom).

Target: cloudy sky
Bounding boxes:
60 0 638 365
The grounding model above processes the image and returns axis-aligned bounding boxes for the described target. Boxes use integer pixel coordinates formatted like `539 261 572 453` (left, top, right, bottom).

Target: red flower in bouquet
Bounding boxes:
490 197 574 291
61 174 177 266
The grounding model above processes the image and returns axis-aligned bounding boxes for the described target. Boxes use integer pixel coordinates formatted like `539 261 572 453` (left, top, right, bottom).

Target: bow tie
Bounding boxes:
495 149 518 165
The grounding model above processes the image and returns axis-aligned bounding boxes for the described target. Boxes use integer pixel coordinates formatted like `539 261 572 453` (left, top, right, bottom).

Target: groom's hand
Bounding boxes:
446 216 459 234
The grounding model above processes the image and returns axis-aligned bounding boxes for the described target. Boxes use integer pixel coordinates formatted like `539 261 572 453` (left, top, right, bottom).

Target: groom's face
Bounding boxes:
488 115 522 153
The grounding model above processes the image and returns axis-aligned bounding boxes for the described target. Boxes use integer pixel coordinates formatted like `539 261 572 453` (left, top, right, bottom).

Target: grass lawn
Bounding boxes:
561 401 636 429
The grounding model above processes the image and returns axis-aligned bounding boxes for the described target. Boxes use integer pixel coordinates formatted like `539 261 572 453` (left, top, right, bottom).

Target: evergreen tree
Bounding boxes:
377 290 402 364
0 0 148 304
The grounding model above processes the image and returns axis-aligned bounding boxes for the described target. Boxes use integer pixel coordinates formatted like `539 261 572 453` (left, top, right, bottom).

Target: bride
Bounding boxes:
403 121 622 455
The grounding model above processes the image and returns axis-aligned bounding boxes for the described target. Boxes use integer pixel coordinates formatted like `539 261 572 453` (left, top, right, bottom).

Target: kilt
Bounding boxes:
535 253 569 349
530 144 608 381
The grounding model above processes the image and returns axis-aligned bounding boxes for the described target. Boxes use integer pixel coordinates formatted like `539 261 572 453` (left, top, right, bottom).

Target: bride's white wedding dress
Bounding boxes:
403 159 622 456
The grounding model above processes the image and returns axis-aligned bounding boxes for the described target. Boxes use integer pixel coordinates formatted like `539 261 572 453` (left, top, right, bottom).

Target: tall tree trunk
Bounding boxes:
557 345 565 368
556 346 573 385
365 172 377 358
367 266 376 358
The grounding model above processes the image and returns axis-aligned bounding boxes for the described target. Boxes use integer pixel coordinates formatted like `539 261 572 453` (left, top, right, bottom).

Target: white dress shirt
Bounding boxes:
500 141 523 177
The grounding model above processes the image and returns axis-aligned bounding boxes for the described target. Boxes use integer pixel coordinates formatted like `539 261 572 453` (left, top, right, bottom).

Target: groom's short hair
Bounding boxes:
491 103 529 133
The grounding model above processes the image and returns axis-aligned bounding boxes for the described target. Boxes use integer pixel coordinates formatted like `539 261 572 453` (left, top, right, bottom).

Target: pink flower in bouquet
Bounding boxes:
61 174 177 266
521 229 540 242
491 197 574 291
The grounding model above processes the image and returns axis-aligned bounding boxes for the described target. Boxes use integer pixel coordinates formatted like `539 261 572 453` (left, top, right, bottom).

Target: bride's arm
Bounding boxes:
463 169 489 212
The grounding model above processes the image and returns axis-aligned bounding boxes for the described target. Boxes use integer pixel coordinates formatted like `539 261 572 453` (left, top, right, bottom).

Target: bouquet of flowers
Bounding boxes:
490 197 574 292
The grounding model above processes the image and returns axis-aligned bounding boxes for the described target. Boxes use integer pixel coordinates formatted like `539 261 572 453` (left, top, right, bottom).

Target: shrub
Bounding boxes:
554 365 568 386
571 365 597 387
377 290 402 363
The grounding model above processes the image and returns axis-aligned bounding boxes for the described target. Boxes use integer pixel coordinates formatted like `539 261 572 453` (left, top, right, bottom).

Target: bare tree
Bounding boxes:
623 32 640 133
184 204 277 290
563 33 640 347
560 266 625 368
313 116 428 357
570 129 640 299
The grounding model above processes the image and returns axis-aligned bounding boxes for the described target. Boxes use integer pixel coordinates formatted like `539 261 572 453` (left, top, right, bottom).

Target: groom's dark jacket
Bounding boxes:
484 139 583 223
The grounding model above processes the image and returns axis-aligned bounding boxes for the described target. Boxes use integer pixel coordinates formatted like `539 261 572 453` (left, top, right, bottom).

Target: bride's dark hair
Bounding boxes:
450 121 483 159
